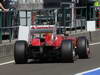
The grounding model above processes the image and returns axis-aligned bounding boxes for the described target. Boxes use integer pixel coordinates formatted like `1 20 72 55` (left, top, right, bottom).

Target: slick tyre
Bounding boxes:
14 41 28 64
61 40 75 62
77 37 90 59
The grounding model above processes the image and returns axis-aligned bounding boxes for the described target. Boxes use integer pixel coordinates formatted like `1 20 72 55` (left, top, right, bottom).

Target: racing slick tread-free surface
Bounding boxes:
61 40 74 62
14 41 28 64
77 37 89 59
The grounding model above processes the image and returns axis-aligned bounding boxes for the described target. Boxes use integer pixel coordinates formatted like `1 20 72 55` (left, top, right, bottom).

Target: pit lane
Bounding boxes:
0 42 99 75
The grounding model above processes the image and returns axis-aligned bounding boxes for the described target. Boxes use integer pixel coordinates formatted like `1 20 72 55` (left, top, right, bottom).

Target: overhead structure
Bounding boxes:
17 0 44 10
43 0 60 8
43 0 87 8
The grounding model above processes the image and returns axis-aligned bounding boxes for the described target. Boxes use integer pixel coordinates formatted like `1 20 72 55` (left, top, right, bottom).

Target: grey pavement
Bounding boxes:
0 44 99 75
0 30 100 75
0 56 14 63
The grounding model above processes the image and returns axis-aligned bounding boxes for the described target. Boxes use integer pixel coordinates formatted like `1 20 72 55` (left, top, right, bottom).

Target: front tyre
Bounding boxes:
14 41 28 64
77 37 90 59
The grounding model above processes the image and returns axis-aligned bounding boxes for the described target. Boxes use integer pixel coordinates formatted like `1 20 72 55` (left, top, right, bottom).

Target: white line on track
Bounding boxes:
75 67 100 75
0 60 14 66
89 42 100 46
0 42 100 66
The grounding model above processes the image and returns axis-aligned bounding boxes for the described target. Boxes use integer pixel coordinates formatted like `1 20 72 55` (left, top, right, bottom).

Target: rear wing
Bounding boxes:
30 25 55 33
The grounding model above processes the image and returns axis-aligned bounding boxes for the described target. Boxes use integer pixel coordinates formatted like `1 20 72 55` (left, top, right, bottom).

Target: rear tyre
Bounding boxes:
77 37 90 59
14 40 28 64
61 40 75 62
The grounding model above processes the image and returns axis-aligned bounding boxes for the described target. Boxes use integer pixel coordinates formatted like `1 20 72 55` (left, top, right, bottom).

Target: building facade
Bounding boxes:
43 0 87 8
13 0 90 10
17 0 44 10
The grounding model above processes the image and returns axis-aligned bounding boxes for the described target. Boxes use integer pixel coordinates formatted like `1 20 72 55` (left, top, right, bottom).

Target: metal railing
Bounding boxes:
0 6 99 44
0 43 14 58
58 6 100 34
55 6 87 34
88 6 100 29
0 10 19 44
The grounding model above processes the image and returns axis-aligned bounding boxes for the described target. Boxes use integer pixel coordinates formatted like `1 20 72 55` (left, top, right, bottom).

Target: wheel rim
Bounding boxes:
72 45 76 60
86 42 90 57
87 48 90 56
73 49 75 58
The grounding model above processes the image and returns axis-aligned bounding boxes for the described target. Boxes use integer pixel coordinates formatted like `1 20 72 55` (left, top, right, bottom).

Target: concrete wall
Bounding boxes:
0 43 14 58
71 30 100 43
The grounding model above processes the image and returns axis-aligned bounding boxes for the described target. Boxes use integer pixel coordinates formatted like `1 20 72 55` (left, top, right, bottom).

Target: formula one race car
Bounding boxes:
14 9 90 64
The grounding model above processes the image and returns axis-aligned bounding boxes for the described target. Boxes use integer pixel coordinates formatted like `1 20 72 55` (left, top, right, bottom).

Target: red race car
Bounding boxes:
14 26 90 64
14 9 90 64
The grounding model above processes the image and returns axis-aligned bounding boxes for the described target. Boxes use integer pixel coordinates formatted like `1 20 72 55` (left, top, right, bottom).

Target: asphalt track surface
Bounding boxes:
0 43 100 75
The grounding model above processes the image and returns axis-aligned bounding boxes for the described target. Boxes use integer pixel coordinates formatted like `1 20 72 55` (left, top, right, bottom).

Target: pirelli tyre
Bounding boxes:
14 41 28 64
77 37 90 59
61 40 75 62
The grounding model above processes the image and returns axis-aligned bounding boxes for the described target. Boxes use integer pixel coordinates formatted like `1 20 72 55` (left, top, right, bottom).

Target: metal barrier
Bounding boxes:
0 43 14 58
56 6 87 34
18 7 88 34
0 10 19 44
0 6 98 44
89 6 100 29
58 6 100 34
0 26 19 43
0 27 17 58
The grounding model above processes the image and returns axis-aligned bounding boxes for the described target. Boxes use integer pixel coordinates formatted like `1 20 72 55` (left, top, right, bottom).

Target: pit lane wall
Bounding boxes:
0 30 100 58
0 42 14 58
71 30 100 43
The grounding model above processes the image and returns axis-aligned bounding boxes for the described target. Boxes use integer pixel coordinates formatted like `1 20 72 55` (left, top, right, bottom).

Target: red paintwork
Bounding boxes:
31 27 54 29
44 34 64 47
45 33 53 46
66 36 76 41
66 36 77 46
31 34 77 47
31 38 44 46
53 35 64 47
31 38 40 46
